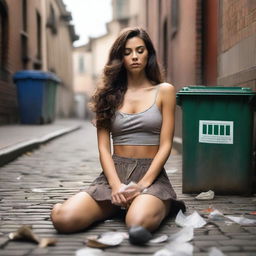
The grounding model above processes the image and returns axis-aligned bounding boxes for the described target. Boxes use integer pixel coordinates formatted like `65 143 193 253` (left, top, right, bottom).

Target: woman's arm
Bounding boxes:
97 127 128 206
137 83 176 189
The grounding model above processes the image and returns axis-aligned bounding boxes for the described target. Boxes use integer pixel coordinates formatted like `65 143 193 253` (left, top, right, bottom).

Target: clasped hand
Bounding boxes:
111 182 145 208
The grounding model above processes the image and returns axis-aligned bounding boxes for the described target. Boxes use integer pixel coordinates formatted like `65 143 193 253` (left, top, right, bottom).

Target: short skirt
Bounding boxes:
86 154 177 201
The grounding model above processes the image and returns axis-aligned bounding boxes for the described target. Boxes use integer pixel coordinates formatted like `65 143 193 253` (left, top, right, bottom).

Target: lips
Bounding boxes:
131 63 140 67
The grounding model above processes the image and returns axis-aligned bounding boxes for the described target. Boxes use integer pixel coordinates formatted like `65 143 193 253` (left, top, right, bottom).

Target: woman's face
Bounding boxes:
123 36 148 74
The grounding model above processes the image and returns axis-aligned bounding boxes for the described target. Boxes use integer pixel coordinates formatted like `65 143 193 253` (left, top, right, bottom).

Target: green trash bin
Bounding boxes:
176 86 256 195
45 73 60 123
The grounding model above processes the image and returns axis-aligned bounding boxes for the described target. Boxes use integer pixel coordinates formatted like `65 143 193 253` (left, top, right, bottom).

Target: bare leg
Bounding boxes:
125 194 170 231
51 192 119 233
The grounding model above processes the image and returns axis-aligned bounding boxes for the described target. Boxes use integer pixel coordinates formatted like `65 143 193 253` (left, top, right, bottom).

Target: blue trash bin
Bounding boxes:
13 70 60 124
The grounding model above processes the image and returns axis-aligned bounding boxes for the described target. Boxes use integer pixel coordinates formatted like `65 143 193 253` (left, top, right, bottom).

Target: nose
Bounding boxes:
132 51 138 60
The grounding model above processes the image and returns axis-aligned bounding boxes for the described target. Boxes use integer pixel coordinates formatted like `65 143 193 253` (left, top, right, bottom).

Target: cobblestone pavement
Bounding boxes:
0 121 256 256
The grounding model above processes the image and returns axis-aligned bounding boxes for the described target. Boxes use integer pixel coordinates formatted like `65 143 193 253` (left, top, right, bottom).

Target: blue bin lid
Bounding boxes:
13 70 60 83
177 86 256 96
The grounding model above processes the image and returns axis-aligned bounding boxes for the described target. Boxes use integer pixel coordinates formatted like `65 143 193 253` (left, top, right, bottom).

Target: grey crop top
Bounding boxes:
111 85 162 145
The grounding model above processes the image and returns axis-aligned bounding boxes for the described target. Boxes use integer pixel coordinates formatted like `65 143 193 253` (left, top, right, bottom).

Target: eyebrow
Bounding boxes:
124 45 145 50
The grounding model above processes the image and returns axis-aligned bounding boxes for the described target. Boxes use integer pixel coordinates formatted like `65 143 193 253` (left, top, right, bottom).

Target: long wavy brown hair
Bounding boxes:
91 27 164 130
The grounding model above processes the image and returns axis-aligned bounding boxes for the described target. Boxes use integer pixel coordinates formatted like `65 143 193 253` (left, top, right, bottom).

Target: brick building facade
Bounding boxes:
0 0 77 124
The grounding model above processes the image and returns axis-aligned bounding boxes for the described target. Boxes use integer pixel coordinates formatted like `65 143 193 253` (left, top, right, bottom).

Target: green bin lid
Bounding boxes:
176 86 256 96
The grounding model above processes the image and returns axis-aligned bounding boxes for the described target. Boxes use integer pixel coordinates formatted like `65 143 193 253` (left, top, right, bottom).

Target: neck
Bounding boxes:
126 71 149 89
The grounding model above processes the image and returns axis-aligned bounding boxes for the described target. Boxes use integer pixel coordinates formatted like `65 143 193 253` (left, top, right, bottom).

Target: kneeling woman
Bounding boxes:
51 27 185 245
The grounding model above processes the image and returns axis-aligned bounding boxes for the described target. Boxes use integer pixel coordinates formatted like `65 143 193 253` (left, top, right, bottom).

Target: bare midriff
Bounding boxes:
113 145 159 159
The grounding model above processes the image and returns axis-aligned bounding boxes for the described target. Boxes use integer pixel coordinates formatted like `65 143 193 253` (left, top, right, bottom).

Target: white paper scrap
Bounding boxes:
175 210 207 228
154 248 173 256
208 247 226 256
195 190 215 200
31 188 46 193
97 232 125 246
208 210 226 221
154 242 193 256
225 215 256 225
76 248 104 256
169 226 194 243
149 234 169 244
166 241 193 256
166 169 178 174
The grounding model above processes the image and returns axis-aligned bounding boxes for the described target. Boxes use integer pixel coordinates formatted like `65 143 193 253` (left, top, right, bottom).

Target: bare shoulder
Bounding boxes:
158 82 176 96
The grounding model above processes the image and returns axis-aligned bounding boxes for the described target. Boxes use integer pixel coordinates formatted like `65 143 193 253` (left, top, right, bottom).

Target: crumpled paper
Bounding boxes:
153 227 194 256
208 210 226 221
154 241 193 256
195 190 215 200
149 235 169 244
168 226 194 243
208 247 226 256
76 248 104 256
225 215 256 225
209 209 256 226
175 210 207 228
85 232 127 248
119 181 148 193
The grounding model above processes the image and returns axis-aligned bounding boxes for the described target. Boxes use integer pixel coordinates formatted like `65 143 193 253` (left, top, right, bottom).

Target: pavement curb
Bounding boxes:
0 125 81 167
173 136 182 154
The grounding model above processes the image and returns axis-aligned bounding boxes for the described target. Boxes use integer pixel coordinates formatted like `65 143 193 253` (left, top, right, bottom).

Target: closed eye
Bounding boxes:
124 46 146 56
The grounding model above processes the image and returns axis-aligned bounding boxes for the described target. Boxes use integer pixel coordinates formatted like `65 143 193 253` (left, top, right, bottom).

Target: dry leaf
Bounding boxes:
86 239 110 248
85 232 125 248
8 225 40 243
8 225 57 248
39 237 57 248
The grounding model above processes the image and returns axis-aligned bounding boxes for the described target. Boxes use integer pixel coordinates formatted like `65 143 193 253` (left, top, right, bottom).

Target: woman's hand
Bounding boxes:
122 182 146 202
111 183 129 208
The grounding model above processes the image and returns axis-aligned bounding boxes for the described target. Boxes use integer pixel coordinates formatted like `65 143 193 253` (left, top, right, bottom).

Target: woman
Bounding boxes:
51 27 185 245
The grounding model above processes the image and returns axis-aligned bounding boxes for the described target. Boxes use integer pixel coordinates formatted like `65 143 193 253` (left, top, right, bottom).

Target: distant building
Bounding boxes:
0 0 78 124
71 0 147 119
73 43 94 119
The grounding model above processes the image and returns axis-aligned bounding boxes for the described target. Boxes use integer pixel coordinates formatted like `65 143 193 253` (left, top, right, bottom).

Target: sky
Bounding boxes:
63 0 113 47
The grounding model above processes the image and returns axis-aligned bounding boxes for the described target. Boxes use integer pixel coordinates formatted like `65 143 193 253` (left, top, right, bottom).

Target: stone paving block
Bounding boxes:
219 239 256 246
0 236 9 248
243 227 256 234
0 250 32 256
243 246 256 252
194 240 220 247
227 253 254 256
194 235 229 241
218 245 241 252
29 247 49 255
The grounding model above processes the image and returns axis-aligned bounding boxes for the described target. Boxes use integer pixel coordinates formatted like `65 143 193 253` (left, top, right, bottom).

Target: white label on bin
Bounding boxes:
199 120 233 144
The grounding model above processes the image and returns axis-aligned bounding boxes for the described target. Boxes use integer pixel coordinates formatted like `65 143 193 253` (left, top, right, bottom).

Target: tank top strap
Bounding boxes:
154 84 161 103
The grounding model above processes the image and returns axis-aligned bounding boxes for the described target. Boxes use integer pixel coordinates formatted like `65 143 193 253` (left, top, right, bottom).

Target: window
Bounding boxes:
78 55 85 74
47 5 57 34
33 11 42 69
171 0 179 38
22 0 27 31
0 0 8 80
21 0 28 68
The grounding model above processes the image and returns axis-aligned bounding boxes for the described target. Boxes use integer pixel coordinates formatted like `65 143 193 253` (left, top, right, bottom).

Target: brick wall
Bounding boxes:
221 0 256 52
218 0 256 186
0 0 23 124
218 0 256 88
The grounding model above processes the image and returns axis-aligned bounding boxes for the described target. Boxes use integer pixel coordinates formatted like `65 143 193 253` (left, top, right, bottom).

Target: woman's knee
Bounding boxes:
51 203 91 233
125 210 161 230
125 195 168 230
